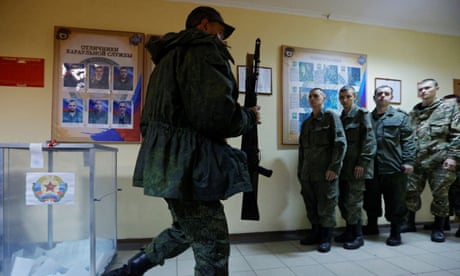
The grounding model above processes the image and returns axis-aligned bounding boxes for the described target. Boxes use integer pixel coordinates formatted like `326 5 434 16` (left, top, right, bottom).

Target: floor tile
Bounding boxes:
356 258 412 276
254 267 296 276
108 226 460 276
412 253 460 270
244 254 286 270
326 261 376 276
275 251 318 267
384 255 441 274
289 264 337 276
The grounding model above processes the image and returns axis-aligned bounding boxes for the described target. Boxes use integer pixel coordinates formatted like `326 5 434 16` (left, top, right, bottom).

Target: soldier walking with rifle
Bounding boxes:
104 6 260 276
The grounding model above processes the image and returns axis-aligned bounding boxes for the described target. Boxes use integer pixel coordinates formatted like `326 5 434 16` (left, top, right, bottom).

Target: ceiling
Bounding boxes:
170 0 460 37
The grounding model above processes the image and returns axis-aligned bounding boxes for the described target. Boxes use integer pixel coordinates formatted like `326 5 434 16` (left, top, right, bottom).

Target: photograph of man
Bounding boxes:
62 98 83 123
63 63 85 89
113 100 132 124
88 99 108 124
89 65 109 90
113 66 133 91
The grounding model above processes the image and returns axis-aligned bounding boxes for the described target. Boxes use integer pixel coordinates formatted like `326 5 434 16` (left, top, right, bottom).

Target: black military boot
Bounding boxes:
431 216 446 242
386 223 402 246
318 227 333 253
343 222 364 250
334 224 353 243
400 211 417 233
300 224 320 245
423 216 451 231
103 251 156 276
363 216 379 235
456 225 460 238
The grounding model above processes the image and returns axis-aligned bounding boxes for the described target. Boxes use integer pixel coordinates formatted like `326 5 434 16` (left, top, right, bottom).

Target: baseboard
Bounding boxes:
116 221 452 250
116 230 308 250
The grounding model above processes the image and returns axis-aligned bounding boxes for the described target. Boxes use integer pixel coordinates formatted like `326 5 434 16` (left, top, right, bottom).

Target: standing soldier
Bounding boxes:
335 85 376 250
298 88 347 253
363 85 416 246
442 95 460 238
401 79 460 243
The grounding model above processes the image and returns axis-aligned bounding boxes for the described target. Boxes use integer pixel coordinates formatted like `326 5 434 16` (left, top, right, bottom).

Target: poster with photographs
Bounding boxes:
281 46 367 145
52 26 144 143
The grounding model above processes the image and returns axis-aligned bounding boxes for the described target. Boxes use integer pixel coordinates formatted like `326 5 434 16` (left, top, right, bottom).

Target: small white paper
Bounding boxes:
30 257 64 276
10 256 35 276
29 143 44 168
62 265 90 276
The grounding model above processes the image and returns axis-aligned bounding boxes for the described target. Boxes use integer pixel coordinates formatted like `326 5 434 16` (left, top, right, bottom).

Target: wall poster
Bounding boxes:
52 26 144 143
281 46 367 145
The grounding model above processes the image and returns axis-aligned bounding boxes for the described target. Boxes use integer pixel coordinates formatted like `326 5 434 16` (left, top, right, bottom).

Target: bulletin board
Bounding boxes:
281 46 367 144
52 26 144 143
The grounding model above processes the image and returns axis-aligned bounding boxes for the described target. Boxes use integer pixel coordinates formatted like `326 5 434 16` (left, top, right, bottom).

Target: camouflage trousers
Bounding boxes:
338 179 365 224
449 171 460 217
143 199 229 276
300 179 339 228
406 163 456 217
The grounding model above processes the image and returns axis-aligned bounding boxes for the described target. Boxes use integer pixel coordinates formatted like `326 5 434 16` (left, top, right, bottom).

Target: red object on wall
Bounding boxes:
0 56 45 87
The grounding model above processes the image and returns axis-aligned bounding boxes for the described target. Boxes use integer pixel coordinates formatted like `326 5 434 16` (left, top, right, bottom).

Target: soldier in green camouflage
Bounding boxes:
103 6 259 276
363 85 416 246
298 88 347 253
401 79 460 243
335 85 376 250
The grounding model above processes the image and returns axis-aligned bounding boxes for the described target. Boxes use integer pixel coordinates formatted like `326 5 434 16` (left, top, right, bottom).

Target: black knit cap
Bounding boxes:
185 6 235 39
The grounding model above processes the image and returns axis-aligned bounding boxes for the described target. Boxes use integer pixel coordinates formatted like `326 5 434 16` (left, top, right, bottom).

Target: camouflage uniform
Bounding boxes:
407 99 460 216
364 106 416 224
298 109 347 227
130 27 256 275
449 168 460 217
339 105 376 225
144 200 229 275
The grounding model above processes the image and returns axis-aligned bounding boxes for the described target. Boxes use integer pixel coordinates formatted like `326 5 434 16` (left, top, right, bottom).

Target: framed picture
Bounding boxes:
281 46 367 144
237 66 272 95
375 78 401 104
52 26 144 143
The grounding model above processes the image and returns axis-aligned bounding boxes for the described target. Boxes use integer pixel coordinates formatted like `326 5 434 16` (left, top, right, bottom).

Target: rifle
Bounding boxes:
241 38 273 220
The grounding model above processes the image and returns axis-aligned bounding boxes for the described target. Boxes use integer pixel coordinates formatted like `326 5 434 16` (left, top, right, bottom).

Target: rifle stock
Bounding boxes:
240 38 273 221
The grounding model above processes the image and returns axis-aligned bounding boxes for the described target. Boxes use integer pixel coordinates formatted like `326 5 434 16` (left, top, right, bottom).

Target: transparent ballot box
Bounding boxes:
0 143 118 276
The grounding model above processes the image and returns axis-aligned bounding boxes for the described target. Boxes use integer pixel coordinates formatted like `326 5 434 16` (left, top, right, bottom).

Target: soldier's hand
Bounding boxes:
402 164 414 174
443 158 456 171
325 170 337 181
354 166 364 179
250 106 261 124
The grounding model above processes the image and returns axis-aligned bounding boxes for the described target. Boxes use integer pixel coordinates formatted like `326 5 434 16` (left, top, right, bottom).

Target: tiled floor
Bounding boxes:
108 226 460 276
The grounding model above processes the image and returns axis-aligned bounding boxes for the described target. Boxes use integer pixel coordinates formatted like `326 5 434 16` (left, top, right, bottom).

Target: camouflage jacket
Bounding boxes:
410 98 460 168
133 29 256 200
298 109 347 182
371 106 416 174
340 105 376 180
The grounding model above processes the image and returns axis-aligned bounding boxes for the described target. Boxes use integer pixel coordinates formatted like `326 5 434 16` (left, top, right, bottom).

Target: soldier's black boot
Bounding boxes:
363 216 380 235
423 216 451 231
344 222 364 250
431 216 446 242
300 224 320 245
400 211 417 233
444 217 451 231
386 223 402 246
334 224 353 243
456 225 460 238
318 227 333 253
103 251 156 276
